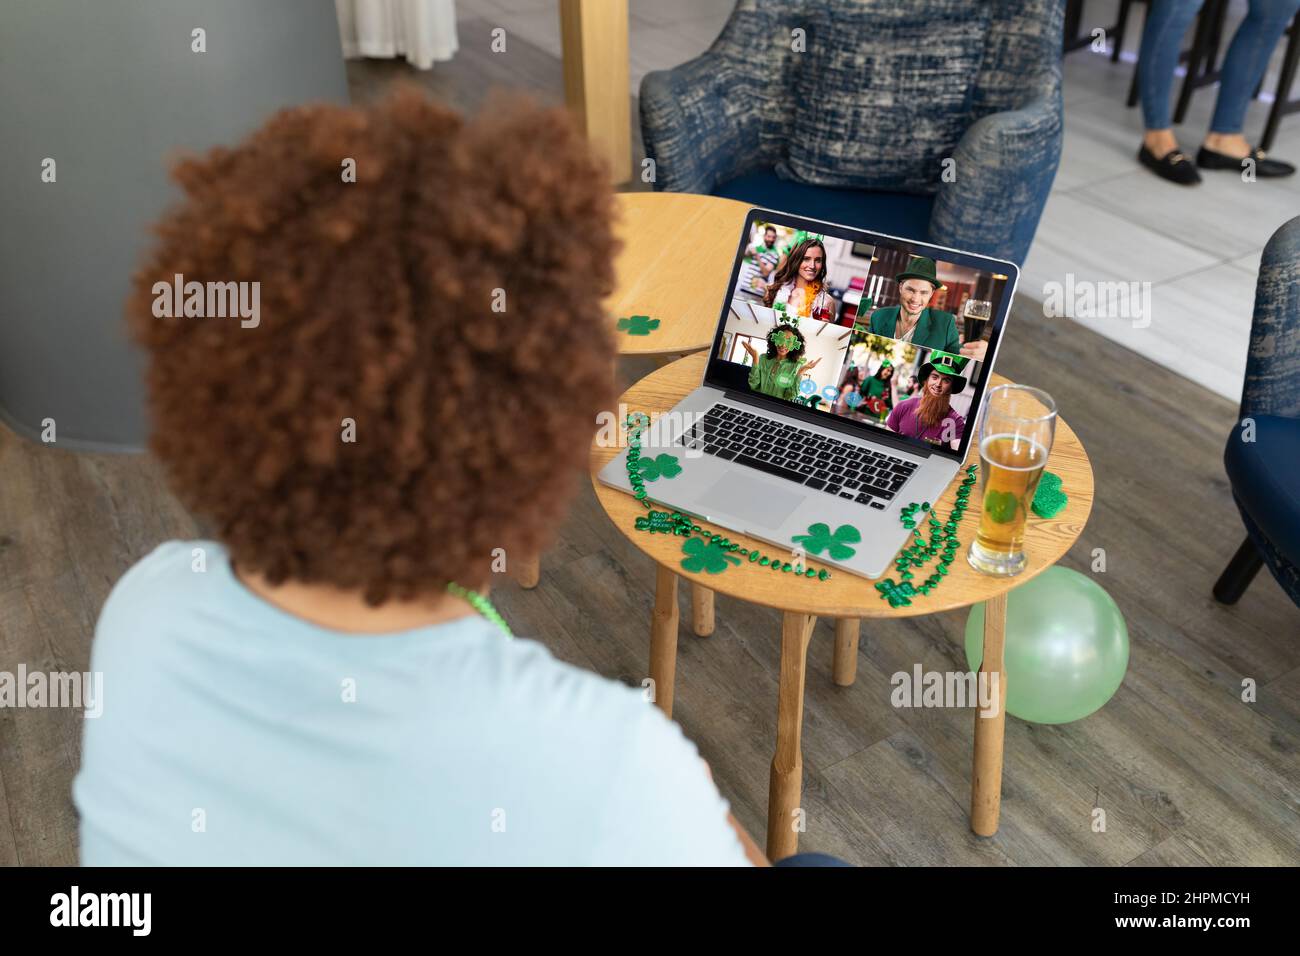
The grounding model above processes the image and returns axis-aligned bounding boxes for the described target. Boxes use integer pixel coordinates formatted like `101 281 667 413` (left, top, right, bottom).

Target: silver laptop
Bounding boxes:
598 208 1017 579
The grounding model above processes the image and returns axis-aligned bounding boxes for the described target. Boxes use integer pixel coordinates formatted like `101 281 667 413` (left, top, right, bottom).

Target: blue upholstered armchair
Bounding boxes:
1214 216 1300 609
640 0 1064 265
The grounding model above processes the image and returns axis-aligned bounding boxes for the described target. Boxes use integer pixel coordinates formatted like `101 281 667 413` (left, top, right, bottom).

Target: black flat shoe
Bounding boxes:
1197 145 1296 177
1138 145 1201 185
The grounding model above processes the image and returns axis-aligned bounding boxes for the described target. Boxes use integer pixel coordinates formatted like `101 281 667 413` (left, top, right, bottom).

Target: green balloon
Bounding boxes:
964 567 1128 725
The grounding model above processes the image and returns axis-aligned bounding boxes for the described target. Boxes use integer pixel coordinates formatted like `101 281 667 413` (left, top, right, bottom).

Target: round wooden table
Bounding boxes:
589 353 1095 859
607 192 752 358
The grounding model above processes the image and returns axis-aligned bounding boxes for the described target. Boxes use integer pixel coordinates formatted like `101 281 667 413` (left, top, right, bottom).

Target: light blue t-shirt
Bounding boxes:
74 541 749 866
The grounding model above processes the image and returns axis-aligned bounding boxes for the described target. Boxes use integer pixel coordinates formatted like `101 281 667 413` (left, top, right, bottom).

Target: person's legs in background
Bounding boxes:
1198 0 1300 174
1137 0 1206 183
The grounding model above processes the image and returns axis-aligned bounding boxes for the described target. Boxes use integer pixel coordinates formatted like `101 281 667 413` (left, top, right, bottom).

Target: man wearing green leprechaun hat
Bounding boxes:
867 256 961 353
886 350 970 449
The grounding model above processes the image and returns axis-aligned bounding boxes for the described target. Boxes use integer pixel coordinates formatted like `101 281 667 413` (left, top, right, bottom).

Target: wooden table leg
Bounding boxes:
971 592 1009 836
559 0 631 184
766 611 816 860
691 583 714 637
649 564 680 718
514 552 540 590
831 618 859 686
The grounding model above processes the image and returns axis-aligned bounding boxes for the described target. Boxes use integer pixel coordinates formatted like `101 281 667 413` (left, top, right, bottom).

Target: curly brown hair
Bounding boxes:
127 87 619 604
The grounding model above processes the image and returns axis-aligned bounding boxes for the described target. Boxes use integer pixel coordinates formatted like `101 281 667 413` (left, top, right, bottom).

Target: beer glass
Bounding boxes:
967 384 1056 576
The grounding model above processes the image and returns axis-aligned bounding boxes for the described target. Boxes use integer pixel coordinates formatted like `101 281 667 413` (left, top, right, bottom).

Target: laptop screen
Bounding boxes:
704 208 1017 462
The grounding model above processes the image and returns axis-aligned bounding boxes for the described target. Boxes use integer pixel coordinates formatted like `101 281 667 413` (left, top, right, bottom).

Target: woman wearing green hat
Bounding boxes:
741 323 822 401
868 257 961 353
861 359 895 421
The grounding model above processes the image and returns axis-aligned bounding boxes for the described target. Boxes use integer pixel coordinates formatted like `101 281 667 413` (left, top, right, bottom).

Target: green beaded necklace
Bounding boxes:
873 463 979 608
624 413 833 581
447 581 513 638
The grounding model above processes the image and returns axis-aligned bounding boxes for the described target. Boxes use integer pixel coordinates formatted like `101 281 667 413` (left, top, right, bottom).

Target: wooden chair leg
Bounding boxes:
766 611 816 860
971 593 1009 836
514 552 540 590
831 618 859 687
649 564 680 718
691 583 715 637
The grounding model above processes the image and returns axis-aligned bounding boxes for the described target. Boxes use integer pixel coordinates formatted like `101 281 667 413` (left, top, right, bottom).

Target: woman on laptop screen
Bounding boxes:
741 324 821 401
763 237 837 322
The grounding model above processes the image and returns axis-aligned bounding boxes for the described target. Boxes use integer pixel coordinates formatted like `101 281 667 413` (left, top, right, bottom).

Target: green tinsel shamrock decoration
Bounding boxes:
634 453 682 482
680 536 742 574
982 489 1019 524
1031 470 1068 519
875 578 917 608
617 315 660 336
791 523 861 560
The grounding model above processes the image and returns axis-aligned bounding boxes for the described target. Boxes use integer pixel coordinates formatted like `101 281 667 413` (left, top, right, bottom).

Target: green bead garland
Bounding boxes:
874 463 979 608
623 413 831 583
447 581 513 638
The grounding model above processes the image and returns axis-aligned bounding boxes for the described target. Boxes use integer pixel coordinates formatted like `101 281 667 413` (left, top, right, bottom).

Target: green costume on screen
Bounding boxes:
867 306 960 353
748 355 804 401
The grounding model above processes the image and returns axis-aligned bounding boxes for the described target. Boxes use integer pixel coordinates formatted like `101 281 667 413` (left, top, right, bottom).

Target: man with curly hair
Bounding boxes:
73 89 761 866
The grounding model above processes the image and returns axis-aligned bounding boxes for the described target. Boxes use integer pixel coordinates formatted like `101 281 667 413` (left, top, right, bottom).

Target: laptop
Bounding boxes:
597 208 1017 579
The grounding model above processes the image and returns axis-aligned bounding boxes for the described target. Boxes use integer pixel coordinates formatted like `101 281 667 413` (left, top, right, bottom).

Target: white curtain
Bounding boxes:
335 0 458 71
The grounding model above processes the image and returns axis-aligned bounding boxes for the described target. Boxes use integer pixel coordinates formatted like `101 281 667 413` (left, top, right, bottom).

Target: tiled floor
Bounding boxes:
453 0 1299 400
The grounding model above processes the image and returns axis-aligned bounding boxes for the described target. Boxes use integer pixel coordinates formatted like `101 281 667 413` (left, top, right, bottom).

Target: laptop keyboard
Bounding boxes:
676 403 918 509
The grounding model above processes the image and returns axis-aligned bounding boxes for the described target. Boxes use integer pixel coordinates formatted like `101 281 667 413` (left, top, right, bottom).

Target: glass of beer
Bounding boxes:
967 384 1056 576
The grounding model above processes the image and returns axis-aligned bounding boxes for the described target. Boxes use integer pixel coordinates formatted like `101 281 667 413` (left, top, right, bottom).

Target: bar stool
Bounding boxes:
1260 12 1300 150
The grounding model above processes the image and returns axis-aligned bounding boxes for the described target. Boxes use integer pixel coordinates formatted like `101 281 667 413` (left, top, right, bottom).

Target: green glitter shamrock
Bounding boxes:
791 523 861 560
874 579 916 608
982 489 1019 524
1031 470 1068 518
617 315 660 336
680 537 742 574
634 453 682 481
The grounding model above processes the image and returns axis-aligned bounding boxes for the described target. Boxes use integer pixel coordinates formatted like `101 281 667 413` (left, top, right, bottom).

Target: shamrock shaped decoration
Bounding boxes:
617 315 660 336
680 537 741 575
791 523 861 560
1031 470 1068 519
634 453 682 482
874 579 916 608
982 489 1019 524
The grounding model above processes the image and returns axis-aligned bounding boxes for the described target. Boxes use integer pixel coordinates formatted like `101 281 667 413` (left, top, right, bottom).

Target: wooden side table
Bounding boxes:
589 353 1095 858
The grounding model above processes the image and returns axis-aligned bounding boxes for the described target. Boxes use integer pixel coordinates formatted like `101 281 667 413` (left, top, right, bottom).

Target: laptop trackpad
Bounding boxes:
697 472 803 530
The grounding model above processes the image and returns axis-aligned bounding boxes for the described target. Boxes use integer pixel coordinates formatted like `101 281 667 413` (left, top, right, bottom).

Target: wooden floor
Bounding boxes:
1 25 1296 867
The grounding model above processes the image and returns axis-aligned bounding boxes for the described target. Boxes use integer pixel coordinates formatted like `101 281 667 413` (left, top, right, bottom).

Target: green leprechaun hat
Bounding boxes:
917 350 970 394
895 256 944 291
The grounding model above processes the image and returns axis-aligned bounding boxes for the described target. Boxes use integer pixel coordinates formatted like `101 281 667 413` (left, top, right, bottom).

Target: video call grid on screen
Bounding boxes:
704 209 1017 461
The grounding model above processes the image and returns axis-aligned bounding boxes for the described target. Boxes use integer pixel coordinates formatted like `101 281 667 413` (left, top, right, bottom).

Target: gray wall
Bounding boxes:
0 0 350 451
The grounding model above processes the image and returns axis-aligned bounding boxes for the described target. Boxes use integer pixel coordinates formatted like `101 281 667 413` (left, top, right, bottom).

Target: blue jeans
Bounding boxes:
773 852 853 867
1139 0 1300 132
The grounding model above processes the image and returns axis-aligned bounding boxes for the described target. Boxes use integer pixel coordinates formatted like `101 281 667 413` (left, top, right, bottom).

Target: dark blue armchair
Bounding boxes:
1214 216 1300 608
639 0 1065 265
